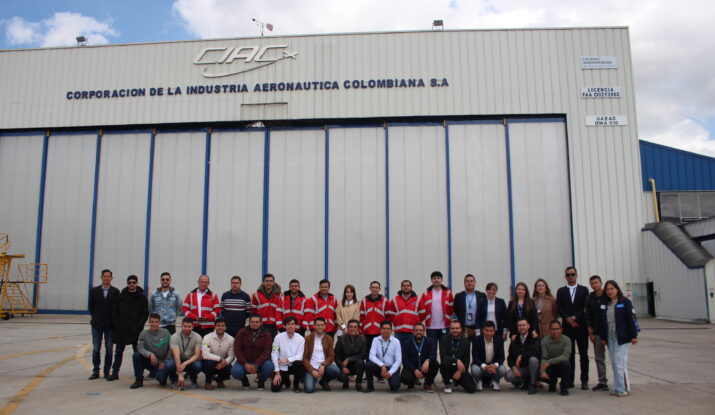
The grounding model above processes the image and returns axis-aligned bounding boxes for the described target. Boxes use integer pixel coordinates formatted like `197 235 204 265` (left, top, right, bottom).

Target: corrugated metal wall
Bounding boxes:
643 230 709 321
640 140 715 191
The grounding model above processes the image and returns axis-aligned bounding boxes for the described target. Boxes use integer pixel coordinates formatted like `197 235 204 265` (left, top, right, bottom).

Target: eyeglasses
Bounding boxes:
565 273 577 277
161 278 170 282
127 281 138 285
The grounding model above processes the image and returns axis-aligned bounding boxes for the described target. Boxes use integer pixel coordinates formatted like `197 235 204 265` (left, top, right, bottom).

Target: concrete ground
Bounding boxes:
0 316 714 415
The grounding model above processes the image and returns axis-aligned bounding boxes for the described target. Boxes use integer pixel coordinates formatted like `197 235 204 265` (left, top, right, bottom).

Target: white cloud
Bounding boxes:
5 17 41 45
3 12 117 48
174 1 715 156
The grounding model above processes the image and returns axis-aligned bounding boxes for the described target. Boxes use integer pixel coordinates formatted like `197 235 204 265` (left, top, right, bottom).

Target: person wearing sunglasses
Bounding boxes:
556 266 590 390
149 272 182 335
110 275 149 380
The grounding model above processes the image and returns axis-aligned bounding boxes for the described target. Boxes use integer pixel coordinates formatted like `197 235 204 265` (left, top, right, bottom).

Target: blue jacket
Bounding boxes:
598 297 638 345
401 335 437 372
149 287 182 327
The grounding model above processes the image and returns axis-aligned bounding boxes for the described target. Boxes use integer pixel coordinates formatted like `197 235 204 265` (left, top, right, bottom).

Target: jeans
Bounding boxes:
607 336 631 393
303 364 340 393
401 360 439 386
202 360 232 383
470 364 506 384
91 327 113 374
165 359 202 383
131 352 168 384
393 332 413 346
231 360 275 384
505 356 540 385
426 328 447 355
112 343 137 375
365 361 400 391
593 335 608 385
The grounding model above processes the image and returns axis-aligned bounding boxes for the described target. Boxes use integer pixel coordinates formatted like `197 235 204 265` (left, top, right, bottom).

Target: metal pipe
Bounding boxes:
648 178 660 222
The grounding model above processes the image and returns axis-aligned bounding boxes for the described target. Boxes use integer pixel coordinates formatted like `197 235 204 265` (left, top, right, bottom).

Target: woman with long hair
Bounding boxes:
598 280 638 397
507 282 539 341
336 284 360 337
533 278 558 338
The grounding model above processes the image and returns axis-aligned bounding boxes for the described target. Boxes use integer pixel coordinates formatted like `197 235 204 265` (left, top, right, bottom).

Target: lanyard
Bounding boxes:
466 293 476 311
381 339 391 358
413 338 424 365
181 335 190 354
451 339 460 357
517 303 524 318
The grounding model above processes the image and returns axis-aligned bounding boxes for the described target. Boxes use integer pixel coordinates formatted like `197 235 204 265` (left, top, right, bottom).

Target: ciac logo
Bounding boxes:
194 45 298 78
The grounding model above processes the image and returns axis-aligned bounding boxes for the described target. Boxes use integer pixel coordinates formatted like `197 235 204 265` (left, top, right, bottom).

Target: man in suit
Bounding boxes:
556 266 589 389
453 274 487 340
88 269 120 380
469 321 506 391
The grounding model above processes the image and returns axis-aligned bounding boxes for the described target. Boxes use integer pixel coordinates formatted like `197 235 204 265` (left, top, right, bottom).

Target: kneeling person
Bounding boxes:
400 322 438 392
166 317 203 390
302 317 340 393
505 318 542 394
271 317 305 392
540 320 572 396
131 313 171 389
335 319 367 391
440 320 477 393
470 321 506 391
201 318 235 390
365 320 402 393
232 314 274 390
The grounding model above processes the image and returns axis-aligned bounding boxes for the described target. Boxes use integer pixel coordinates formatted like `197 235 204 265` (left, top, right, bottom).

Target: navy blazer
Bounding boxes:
471 335 505 366
556 284 589 326
401 335 437 372
598 297 638 345
453 290 488 329
483 297 508 334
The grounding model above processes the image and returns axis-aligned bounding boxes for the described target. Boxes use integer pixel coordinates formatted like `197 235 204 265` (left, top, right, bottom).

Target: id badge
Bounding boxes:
467 314 473 322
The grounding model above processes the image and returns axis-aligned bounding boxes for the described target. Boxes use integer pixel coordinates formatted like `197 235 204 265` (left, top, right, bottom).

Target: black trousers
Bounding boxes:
545 360 572 388
401 360 439 386
339 359 365 383
163 325 176 335
563 325 589 384
202 360 231 382
271 364 305 392
193 326 213 338
440 361 477 393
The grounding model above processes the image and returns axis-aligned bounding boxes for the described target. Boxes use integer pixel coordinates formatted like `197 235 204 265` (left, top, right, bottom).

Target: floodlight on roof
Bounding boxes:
433 20 444 30
76 36 87 46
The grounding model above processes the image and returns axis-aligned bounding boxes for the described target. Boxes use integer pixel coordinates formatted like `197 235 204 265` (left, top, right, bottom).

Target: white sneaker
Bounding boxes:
476 380 483 391
492 380 501 391
443 385 453 394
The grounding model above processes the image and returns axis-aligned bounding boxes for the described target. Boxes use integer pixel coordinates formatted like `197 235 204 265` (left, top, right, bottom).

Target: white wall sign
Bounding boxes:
585 116 628 126
581 56 617 69
581 86 621 98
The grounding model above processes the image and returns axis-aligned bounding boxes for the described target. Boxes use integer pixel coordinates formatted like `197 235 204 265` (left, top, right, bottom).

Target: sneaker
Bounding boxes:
491 380 501 391
581 383 589 390
476 380 483 391
423 384 434 393
415 380 422 386
190 381 200 389
527 384 537 395
88 373 99 380
443 385 453 394
145 374 156 380
130 378 144 389
170 383 184 391
592 383 609 391
377 378 385 383
257 382 265 391
242 378 251 389
293 383 301 393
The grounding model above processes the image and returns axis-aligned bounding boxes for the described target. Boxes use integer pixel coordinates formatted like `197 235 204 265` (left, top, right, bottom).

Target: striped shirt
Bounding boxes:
221 290 251 334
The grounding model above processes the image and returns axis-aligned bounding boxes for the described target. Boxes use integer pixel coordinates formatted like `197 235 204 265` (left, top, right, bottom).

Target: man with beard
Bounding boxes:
281 279 307 335
232 314 274 390
400 322 438 392
252 273 282 338
335 319 367 391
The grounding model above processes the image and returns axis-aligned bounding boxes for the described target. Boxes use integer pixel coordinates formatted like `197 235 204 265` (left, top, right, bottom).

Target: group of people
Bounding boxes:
88 267 639 397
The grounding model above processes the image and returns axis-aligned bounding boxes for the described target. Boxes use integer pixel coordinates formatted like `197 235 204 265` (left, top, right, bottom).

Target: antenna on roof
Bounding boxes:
76 36 87 46
252 18 274 37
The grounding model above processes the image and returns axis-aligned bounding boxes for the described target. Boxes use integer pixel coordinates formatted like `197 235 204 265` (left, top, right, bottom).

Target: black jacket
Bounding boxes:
506 330 541 368
439 335 471 367
556 285 589 326
598 297 639 345
112 286 148 345
506 300 539 336
471 335 505 366
453 290 488 329
484 297 508 334
401 335 437 372
335 334 367 367
585 291 608 334
89 285 120 329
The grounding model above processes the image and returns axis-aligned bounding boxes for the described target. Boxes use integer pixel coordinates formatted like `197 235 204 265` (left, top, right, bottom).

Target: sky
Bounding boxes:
2 0 715 157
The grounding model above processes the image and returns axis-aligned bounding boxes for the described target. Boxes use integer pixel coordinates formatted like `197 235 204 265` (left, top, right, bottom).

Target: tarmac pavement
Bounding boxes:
0 315 713 415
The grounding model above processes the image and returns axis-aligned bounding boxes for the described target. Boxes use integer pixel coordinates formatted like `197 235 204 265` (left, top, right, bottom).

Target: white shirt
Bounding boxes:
484 338 494 364
309 334 326 370
568 285 577 303
430 289 445 329
369 336 402 375
196 290 206 317
486 300 496 327
272 332 305 372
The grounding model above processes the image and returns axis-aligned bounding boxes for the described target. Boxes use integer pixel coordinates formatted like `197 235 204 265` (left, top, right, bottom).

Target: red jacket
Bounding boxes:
251 287 282 328
418 285 454 329
388 291 420 333
182 288 220 329
302 293 338 332
360 294 389 335
281 290 307 330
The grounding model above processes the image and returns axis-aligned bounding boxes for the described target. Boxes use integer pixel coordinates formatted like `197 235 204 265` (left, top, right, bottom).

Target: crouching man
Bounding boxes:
130 313 171 389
